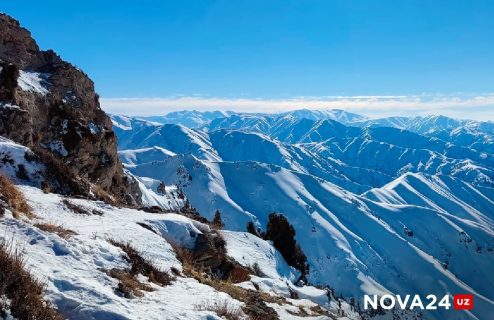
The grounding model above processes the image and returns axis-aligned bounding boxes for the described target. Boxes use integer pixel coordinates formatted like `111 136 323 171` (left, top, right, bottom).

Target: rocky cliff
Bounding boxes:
0 13 141 205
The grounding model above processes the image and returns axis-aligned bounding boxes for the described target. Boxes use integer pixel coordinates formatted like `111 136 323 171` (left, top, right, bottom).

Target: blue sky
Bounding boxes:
3 1 494 118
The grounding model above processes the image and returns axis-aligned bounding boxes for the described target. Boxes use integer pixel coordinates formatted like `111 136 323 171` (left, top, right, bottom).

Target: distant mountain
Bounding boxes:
354 115 494 154
138 108 366 130
140 110 235 128
112 115 494 190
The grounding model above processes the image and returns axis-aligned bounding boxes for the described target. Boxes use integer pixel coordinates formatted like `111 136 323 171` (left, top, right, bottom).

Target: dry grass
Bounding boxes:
92 184 116 205
34 223 77 239
195 299 244 320
0 240 63 319
108 239 174 286
106 268 153 298
62 199 104 216
0 173 33 219
286 306 309 317
228 266 251 283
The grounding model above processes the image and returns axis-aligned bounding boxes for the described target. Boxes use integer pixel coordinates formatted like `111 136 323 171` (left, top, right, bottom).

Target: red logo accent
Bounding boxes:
454 294 474 310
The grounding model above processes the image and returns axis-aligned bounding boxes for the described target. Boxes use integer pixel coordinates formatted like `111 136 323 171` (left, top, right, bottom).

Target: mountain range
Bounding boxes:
111 109 494 319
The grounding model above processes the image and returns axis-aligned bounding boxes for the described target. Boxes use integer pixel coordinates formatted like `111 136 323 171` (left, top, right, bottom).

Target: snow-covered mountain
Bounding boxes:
112 115 494 192
354 115 494 155
141 110 235 128
111 111 494 319
136 109 367 130
0 133 358 320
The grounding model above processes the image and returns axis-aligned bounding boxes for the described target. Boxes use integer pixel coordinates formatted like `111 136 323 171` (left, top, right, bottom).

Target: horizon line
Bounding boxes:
100 93 494 121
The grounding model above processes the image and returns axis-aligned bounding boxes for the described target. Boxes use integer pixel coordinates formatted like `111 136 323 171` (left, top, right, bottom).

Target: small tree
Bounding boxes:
157 182 166 195
246 221 258 236
212 209 224 229
264 212 309 281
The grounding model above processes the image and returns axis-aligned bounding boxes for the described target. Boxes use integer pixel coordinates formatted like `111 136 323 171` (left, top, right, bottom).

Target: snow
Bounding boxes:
0 184 357 319
17 70 49 95
88 122 100 135
112 111 494 319
119 147 176 166
0 136 44 184
0 187 238 319
222 231 296 280
0 102 22 111
48 140 68 157
133 174 184 210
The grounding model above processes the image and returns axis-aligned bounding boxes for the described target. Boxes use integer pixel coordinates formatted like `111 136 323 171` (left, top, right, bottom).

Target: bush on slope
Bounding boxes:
0 240 63 320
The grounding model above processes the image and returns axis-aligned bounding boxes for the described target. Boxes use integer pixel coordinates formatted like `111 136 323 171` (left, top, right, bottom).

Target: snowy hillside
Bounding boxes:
121 154 494 319
0 137 361 319
2 186 362 319
111 110 494 319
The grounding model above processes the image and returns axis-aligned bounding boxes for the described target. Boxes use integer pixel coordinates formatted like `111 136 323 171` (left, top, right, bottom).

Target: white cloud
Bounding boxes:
101 94 494 120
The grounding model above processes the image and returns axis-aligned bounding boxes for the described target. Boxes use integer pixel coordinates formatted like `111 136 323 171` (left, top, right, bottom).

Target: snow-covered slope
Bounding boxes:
122 153 494 319
112 115 221 161
1 183 357 319
111 110 494 319
0 137 352 319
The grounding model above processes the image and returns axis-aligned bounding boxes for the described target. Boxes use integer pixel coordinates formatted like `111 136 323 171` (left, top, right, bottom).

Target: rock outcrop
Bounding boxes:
0 13 141 205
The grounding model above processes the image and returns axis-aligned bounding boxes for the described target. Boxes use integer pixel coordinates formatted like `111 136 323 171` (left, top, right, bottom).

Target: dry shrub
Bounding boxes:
41 182 52 194
309 305 331 317
62 199 89 215
0 240 63 319
108 239 174 286
0 173 33 219
34 223 77 239
195 299 243 320
228 266 251 284
170 244 195 276
106 268 153 298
